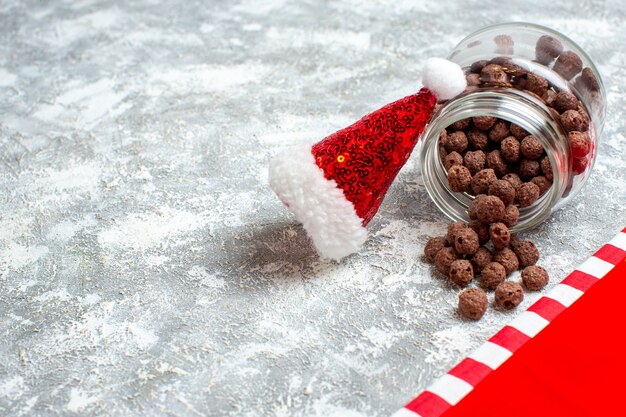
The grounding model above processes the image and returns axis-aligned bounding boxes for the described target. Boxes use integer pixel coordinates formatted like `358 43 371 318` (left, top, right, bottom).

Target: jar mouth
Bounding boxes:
418 88 569 232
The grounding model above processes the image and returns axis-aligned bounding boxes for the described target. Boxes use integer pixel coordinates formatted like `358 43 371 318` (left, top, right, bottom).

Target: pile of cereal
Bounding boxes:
423 192 549 320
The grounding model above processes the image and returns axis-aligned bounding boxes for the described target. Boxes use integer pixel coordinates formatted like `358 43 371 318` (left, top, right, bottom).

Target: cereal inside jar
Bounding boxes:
419 23 605 232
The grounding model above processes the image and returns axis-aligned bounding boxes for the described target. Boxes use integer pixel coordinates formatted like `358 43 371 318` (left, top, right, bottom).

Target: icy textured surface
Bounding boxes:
1 1 625 416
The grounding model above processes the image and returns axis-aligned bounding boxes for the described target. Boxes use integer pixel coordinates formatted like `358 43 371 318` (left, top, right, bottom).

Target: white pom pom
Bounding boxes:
422 58 467 101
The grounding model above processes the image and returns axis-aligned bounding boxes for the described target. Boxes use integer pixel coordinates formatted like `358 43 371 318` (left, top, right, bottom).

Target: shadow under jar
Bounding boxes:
419 22 606 232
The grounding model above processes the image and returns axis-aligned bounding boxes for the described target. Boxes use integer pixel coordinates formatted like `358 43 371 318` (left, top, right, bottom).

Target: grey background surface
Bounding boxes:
1 0 625 416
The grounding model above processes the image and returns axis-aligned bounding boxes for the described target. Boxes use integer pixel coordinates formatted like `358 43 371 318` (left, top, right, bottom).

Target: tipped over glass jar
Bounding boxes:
419 22 606 231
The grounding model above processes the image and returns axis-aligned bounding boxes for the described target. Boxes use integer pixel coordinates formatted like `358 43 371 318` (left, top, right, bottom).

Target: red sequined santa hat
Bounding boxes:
269 58 466 260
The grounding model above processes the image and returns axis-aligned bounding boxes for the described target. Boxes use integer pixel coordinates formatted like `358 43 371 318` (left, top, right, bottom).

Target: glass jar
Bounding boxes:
418 22 606 231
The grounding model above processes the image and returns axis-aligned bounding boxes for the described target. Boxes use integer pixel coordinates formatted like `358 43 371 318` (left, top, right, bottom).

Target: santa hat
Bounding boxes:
269 58 466 261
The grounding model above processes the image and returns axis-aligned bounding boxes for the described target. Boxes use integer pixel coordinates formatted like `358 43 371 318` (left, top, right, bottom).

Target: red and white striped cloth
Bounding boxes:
393 226 626 417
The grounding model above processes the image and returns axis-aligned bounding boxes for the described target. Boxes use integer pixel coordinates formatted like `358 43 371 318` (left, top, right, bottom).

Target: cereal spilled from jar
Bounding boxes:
423 190 549 320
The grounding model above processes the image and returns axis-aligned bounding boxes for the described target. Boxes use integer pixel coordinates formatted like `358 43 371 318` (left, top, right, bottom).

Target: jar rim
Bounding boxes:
419 88 569 232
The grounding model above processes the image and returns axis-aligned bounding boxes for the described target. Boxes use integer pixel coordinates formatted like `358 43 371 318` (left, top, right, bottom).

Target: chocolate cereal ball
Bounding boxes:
458 288 488 320
471 246 493 273
481 262 507 290
488 179 516 206
486 150 508 176
446 131 469 153
531 176 552 194
471 169 498 195
489 223 511 250
495 281 524 310
435 247 459 275
488 120 510 142
559 109 586 132
526 73 548 97
554 90 579 113
424 236 448 262
447 221 468 245
553 51 583 80
502 173 523 189
454 228 480 256
469 220 490 245
511 239 539 268
522 265 549 290
516 182 541 207
494 247 519 275
464 150 486 175
475 195 505 225
520 158 541 180
449 260 474 287
510 123 529 140
535 35 563 65
468 195 486 221
444 151 464 170
501 136 521 163
481 64 509 84
472 116 497 131
503 204 520 228
467 129 489 151
520 136 544 159
448 165 472 192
